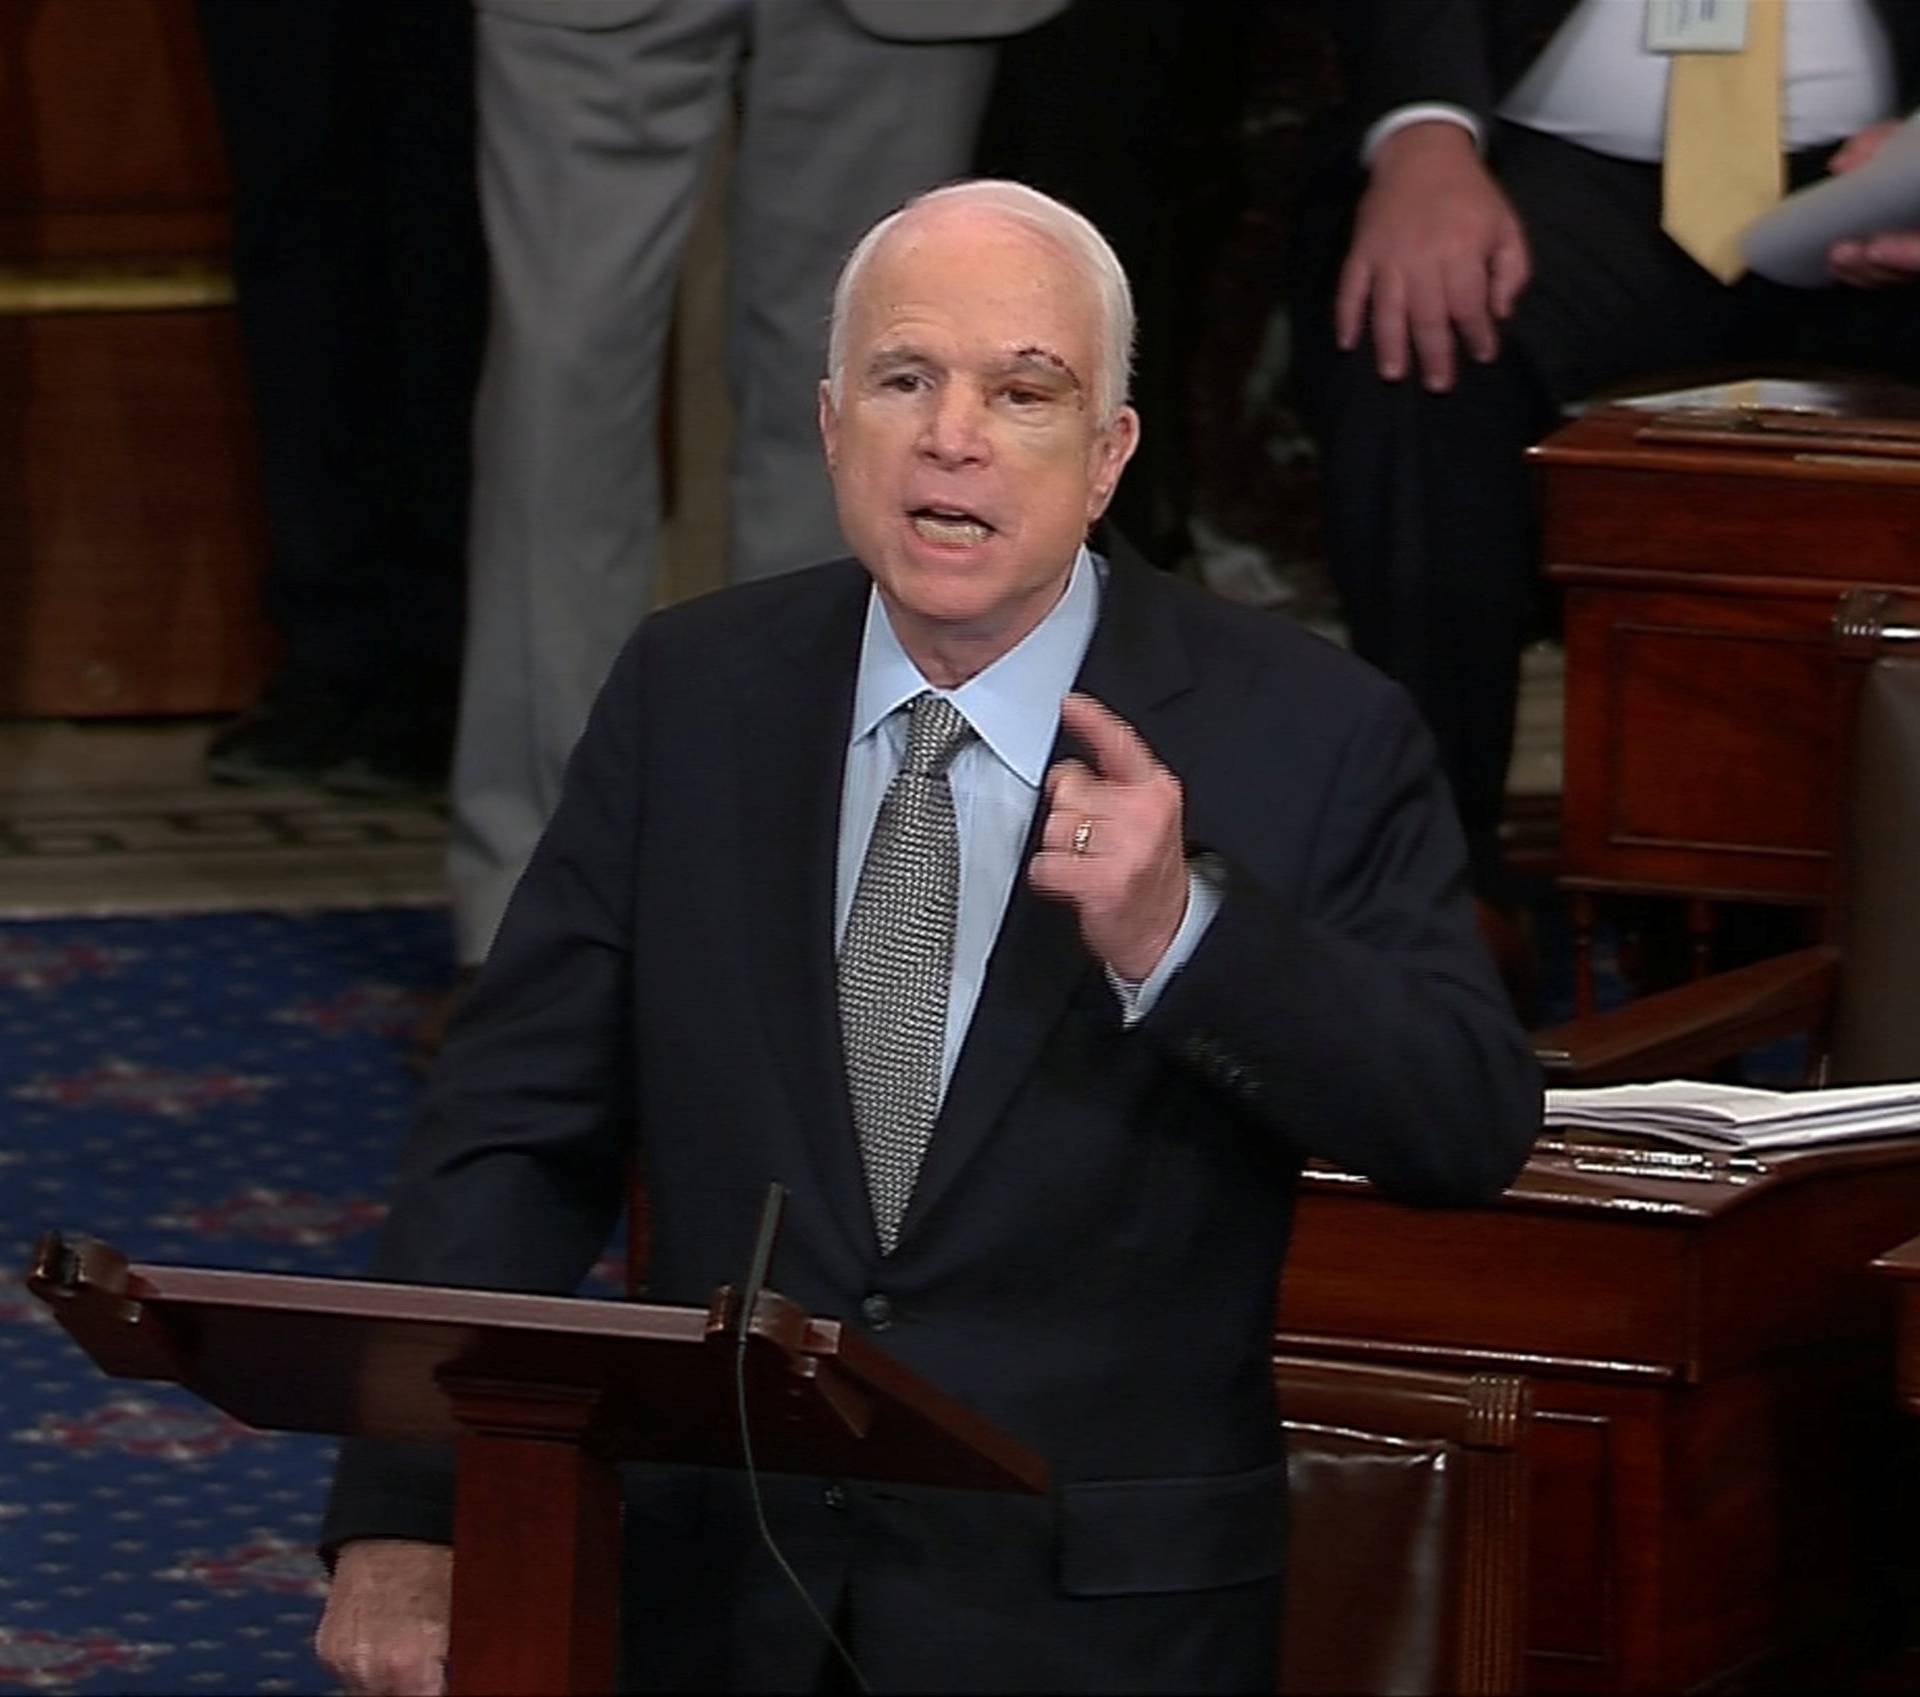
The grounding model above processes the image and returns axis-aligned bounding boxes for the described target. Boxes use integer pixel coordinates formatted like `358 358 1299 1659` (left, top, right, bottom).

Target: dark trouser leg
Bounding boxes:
357 0 486 709
198 0 484 787
1304 342 1551 893
195 0 381 702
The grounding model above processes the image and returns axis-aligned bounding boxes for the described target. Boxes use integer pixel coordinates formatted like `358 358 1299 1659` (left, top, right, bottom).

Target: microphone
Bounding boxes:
736 1181 788 1345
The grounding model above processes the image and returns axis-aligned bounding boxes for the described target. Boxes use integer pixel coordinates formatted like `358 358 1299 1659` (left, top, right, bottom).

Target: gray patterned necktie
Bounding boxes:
839 692 975 1254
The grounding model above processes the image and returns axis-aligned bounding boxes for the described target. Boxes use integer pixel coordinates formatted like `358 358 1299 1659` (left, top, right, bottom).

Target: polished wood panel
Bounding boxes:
1277 1140 1920 1693
0 0 269 716
0 0 230 262
1535 405 1920 910
0 308 269 715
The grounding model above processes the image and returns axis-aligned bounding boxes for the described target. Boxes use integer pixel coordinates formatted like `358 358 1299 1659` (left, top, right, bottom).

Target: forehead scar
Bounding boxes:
1011 346 1080 387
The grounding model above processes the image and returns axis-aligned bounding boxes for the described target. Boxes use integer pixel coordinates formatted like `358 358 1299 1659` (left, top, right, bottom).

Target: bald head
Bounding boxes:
827 179 1136 427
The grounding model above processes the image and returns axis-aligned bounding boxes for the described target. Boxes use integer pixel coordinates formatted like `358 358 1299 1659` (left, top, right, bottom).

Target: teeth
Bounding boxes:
912 513 991 545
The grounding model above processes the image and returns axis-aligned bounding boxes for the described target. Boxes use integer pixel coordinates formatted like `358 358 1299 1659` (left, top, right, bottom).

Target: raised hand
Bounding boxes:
1028 692 1189 983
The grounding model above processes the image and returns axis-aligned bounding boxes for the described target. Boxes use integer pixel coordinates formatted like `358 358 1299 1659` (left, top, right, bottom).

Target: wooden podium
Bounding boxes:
1276 1135 1920 1694
26 1232 1046 1696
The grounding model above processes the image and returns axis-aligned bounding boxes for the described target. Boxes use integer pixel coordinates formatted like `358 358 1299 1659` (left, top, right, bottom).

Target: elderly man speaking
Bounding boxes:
315 180 1539 1695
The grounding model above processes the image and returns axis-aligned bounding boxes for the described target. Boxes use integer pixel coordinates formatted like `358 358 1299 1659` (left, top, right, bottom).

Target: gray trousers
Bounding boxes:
450 0 998 962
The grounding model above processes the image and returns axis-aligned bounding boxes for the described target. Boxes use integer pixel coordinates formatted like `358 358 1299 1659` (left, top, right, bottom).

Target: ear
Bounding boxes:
1084 406 1140 523
818 379 840 471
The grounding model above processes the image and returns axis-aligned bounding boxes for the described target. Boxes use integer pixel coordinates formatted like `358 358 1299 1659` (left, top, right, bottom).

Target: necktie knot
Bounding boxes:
901 692 974 777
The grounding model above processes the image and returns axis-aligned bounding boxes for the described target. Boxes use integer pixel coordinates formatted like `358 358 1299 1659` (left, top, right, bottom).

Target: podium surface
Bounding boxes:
1276 1134 1920 1694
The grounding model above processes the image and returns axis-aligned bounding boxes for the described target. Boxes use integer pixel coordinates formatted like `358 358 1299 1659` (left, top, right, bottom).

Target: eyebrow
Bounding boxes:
861 344 1085 395
1002 347 1082 394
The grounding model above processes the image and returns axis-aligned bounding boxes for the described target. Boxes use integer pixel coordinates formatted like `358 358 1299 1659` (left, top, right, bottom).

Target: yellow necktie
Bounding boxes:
1661 0 1785 284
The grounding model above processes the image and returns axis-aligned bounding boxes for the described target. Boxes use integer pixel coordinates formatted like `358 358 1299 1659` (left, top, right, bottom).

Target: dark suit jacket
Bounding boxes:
1324 0 1920 148
323 553 1539 1691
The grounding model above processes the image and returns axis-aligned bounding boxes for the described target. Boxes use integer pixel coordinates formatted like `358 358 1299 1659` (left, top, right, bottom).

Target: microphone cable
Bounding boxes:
732 1183 872 1694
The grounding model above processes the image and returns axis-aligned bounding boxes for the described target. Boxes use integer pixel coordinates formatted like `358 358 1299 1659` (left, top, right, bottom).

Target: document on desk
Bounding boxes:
1545 1080 1920 1151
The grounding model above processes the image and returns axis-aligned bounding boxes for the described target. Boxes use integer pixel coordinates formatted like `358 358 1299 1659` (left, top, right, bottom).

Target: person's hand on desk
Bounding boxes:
1336 119 1531 391
315 1539 452 1695
1029 692 1188 985
1825 120 1920 287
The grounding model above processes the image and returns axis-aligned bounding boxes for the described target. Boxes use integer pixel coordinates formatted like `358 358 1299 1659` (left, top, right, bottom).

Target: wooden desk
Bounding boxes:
1873 1233 1920 1417
1531 405 1920 913
1275 1137 1920 1693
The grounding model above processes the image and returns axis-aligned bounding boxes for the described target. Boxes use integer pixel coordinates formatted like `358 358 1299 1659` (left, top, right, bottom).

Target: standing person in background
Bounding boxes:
1291 0 1920 970
197 0 486 795
442 0 1067 1015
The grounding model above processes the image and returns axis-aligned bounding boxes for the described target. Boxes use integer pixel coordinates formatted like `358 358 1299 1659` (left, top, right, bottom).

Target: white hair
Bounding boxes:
826 178 1136 426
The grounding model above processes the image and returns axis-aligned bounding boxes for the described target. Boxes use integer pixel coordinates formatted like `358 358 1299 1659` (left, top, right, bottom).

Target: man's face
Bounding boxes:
819 206 1138 674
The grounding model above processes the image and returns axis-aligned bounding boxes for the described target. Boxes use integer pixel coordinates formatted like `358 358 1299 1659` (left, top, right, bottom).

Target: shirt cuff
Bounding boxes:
1104 857 1226 1026
1361 103 1484 165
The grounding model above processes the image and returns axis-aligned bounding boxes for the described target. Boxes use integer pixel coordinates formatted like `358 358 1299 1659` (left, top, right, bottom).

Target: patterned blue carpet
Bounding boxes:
0 909 455 1694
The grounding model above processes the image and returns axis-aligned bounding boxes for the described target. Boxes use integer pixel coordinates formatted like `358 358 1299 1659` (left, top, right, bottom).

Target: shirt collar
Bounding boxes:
849 544 1101 786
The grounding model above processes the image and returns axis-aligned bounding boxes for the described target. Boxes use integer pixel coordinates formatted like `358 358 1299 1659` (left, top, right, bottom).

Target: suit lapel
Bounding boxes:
900 554 1198 1244
733 566 873 1256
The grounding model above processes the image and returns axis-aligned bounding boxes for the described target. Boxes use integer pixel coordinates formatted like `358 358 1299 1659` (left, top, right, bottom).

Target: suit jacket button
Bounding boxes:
860 1293 894 1330
823 1482 848 1511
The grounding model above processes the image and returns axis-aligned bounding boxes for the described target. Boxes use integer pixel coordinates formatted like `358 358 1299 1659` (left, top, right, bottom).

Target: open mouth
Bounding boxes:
909 505 995 547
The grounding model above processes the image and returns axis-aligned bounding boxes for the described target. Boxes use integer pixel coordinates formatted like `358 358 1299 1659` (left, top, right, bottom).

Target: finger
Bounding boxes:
333 1647 444 1697
1027 847 1094 901
1044 756 1097 810
1865 231 1920 276
1404 277 1457 392
1487 228 1531 320
1040 806 1106 853
1370 266 1411 381
1334 251 1373 351
1828 240 1893 286
1442 255 1497 365
1058 693 1158 785
1830 121 1898 175
1829 135 1868 174
1828 239 1868 284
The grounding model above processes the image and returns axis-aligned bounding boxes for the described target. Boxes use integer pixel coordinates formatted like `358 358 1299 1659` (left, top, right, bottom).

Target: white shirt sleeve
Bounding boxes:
1361 102 1484 165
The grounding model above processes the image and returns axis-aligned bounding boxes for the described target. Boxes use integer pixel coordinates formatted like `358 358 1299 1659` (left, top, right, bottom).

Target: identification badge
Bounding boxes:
1646 0 1748 53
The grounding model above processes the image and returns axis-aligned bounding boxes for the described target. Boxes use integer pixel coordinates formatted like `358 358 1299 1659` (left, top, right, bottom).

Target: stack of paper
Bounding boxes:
1544 1081 1920 1152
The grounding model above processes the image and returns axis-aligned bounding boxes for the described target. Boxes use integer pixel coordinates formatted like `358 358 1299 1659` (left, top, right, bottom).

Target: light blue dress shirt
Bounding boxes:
835 547 1221 1092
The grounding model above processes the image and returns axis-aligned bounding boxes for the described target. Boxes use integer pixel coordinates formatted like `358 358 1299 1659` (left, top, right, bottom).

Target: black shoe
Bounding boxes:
207 689 358 787
320 697 454 800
